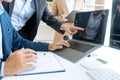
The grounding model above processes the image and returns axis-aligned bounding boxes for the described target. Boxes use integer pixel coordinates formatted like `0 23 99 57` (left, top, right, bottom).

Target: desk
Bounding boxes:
2 46 120 80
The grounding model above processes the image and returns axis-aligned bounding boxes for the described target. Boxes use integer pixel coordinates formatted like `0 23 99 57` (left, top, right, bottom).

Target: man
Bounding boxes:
0 0 75 77
2 0 83 41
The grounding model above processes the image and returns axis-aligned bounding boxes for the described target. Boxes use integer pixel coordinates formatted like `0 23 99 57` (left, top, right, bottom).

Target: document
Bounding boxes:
17 52 65 76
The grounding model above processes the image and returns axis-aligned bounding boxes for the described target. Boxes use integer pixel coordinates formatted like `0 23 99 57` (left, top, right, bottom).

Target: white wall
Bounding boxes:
84 0 95 11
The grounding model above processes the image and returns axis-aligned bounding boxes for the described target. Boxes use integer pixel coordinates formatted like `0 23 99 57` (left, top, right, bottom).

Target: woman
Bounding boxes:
51 0 85 43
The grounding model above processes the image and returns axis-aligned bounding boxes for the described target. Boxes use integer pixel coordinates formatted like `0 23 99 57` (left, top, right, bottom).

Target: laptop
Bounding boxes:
54 9 109 63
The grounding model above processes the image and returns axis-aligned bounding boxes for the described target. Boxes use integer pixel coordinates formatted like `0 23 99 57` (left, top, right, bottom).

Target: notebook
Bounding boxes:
54 9 109 63
17 52 65 76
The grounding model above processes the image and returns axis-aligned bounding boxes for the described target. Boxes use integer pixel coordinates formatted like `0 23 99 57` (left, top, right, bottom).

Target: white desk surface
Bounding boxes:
2 46 120 80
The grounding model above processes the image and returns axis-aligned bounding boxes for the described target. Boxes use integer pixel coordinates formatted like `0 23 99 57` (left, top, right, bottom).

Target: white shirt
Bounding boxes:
66 0 75 13
0 3 4 77
0 23 4 77
0 23 3 59
0 3 3 59
11 0 35 31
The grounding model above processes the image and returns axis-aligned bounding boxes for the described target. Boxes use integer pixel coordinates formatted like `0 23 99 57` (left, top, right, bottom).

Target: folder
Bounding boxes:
17 52 65 76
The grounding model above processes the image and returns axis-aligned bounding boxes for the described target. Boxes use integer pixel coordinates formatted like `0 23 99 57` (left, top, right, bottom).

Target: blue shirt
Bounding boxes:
11 0 35 31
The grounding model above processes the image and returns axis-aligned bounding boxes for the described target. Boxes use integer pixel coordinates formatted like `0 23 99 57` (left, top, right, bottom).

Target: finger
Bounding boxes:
61 15 66 18
67 29 73 35
23 48 37 54
63 19 68 22
72 26 84 31
63 41 70 47
54 46 63 50
24 63 36 70
57 41 70 48
26 57 37 63
25 53 37 59
71 30 78 35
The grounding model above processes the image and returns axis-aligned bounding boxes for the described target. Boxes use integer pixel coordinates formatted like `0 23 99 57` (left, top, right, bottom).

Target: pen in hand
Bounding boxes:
22 47 37 55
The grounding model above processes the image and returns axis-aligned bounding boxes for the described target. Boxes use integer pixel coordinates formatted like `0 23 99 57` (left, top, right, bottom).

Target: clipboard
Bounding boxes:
17 52 65 76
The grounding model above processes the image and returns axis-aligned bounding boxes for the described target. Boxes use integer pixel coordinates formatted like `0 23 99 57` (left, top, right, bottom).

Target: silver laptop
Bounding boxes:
54 9 109 63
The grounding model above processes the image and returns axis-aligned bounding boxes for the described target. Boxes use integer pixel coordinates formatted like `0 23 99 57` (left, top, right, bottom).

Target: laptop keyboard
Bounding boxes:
68 40 95 53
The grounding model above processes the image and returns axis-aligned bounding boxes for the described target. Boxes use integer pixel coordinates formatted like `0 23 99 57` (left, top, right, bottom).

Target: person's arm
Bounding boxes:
11 28 70 51
42 5 63 33
12 29 49 51
51 0 68 22
51 0 58 16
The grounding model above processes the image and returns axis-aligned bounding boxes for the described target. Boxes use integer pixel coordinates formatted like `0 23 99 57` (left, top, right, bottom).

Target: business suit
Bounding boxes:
51 0 85 43
0 10 51 77
2 0 62 41
73 10 109 44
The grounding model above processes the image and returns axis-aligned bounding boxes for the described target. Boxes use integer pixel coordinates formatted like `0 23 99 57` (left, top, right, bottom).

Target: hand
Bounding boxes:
48 40 70 51
4 48 37 76
3 0 13 3
59 15 68 22
61 23 84 35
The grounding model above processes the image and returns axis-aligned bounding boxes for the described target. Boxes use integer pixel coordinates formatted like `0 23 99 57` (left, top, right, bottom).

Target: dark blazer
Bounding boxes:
0 10 51 77
2 0 62 41
73 10 109 44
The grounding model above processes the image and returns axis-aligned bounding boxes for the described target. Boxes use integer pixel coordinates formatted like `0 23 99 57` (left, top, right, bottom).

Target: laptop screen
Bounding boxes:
73 9 109 45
